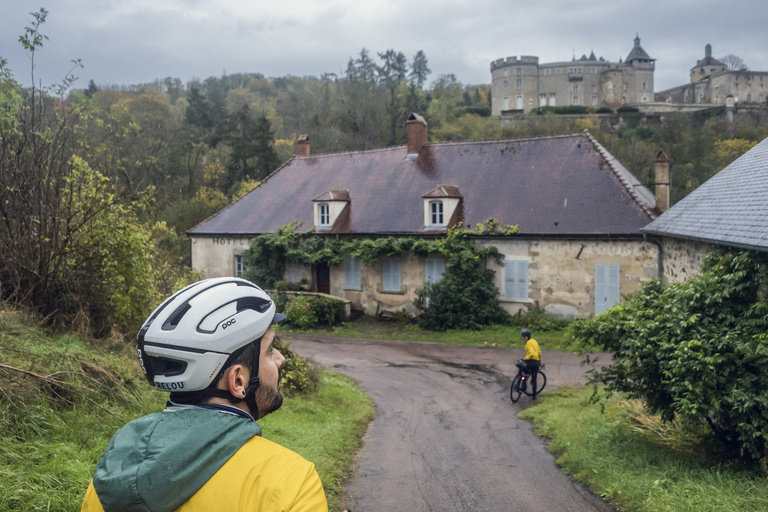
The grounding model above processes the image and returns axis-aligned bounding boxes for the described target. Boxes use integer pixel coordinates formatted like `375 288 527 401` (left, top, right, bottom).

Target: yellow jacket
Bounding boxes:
82 435 326 512
81 407 327 512
525 338 541 361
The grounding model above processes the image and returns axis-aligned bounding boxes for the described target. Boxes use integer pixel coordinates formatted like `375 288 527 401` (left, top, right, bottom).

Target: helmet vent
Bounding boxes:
163 304 192 331
237 296 271 313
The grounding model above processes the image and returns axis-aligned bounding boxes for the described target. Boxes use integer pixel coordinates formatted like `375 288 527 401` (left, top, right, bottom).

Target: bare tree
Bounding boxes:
720 54 748 71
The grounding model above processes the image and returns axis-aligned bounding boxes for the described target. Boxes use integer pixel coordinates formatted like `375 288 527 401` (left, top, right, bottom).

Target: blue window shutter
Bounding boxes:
504 260 528 300
595 264 620 314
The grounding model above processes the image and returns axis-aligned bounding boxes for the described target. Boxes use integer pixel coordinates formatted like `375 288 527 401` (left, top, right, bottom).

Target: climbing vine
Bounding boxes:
241 220 516 289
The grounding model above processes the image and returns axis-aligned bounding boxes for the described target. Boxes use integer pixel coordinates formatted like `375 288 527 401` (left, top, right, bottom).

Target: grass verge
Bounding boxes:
0 306 373 511
520 386 768 512
279 315 574 351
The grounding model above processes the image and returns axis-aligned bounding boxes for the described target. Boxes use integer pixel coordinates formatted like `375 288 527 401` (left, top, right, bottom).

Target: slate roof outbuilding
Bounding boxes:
188 133 657 238
642 136 768 251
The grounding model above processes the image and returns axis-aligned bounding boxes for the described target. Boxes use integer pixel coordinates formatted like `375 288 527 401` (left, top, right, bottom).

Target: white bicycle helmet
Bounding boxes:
137 277 285 392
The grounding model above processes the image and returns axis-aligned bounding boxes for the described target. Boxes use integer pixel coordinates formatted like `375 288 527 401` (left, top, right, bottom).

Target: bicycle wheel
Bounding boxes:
522 370 546 396
510 375 522 403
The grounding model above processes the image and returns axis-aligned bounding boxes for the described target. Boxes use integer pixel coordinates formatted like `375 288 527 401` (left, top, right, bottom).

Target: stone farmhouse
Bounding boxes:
655 44 768 108
188 114 666 319
643 135 768 283
490 35 655 115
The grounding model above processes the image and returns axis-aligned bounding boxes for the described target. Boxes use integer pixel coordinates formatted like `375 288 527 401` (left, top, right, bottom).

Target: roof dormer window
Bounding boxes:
429 200 444 226
318 203 330 226
422 185 461 231
313 190 350 231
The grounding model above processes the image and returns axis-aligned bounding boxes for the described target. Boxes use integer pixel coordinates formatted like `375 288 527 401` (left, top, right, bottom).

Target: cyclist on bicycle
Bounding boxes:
521 329 542 399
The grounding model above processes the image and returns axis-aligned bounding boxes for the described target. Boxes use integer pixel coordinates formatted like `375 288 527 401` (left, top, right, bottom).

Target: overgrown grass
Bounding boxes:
520 386 768 512
280 314 574 351
0 306 374 511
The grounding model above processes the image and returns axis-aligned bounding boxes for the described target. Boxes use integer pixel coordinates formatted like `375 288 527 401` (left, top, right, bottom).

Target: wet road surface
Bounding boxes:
288 335 616 512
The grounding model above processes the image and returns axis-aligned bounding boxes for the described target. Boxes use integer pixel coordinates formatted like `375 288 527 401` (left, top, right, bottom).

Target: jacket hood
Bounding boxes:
93 408 261 512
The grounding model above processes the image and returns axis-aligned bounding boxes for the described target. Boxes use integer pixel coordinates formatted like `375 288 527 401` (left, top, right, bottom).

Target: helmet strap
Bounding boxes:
244 376 260 419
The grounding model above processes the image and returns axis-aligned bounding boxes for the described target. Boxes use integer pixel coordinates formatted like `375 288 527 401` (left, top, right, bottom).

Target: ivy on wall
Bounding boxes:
241 219 519 289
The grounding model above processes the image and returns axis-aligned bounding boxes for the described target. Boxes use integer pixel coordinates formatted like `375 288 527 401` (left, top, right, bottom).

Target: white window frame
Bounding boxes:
344 257 361 289
594 264 621 314
319 203 330 226
382 257 401 292
504 260 528 300
429 200 444 226
234 255 245 277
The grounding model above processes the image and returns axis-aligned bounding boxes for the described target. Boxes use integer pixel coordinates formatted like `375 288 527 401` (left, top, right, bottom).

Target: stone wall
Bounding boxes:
658 237 712 284
191 235 660 319
190 235 251 277
480 238 659 318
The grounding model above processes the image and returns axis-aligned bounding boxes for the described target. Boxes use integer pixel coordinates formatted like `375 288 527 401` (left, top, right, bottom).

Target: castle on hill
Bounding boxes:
490 35 654 115
491 38 768 117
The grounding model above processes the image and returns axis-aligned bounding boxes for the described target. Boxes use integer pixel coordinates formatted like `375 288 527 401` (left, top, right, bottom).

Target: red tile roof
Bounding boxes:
188 133 656 237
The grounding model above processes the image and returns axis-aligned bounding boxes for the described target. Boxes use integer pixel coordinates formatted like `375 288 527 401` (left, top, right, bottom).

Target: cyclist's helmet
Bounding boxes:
136 277 285 392
521 328 532 338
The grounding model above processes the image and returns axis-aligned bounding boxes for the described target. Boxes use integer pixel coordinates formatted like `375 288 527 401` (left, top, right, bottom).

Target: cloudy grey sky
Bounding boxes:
1 0 766 93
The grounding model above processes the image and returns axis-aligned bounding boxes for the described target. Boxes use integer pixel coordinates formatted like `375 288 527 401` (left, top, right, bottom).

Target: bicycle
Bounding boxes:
509 359 547 403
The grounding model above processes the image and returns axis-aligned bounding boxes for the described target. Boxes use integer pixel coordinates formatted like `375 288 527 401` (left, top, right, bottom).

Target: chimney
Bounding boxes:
297 135 310 157
406 113 428 160
654 150 670 212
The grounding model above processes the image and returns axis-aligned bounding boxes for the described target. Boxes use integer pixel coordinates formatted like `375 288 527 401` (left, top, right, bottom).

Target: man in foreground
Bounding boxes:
82 277 327 511
522 328 542 399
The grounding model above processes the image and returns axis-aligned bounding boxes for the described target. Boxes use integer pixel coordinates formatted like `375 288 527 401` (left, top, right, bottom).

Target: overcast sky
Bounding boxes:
1 0 766 94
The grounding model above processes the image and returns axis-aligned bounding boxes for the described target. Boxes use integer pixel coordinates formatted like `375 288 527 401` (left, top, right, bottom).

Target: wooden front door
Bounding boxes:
316 264 330 294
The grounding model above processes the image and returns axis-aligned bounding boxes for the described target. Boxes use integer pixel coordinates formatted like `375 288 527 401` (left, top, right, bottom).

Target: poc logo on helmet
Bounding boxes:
221 318 237 330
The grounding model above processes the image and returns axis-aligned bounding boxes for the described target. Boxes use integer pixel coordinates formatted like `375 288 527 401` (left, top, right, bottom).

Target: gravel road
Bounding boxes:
288 334 616 512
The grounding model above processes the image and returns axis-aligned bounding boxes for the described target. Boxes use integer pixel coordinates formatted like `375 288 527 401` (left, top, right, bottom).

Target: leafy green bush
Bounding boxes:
273 336 321 396
531 105 592 115
569 249 768 469
285 296 318 330
510 303 571 331
309 296 346 327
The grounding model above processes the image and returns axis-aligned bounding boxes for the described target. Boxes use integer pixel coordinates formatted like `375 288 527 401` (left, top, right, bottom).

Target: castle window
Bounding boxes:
573 85 578 93
516 95 523 109
643 81 647 90
592 96 597 105
503 80 508 90
516 67 522 75
545 69 550 75
504 69 508 77
549 93 556 106
592 85 597 93
556 68 562 75
540 94 546 106
503 97 509 110
516 79 522 88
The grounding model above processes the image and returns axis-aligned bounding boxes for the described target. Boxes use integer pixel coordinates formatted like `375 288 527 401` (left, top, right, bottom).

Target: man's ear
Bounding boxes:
225 364 249 399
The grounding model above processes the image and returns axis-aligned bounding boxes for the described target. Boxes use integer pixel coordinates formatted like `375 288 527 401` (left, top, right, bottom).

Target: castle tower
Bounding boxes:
624 34 655 103
490 56 540 115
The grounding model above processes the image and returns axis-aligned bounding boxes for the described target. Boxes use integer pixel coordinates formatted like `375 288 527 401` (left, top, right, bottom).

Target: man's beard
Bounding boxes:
254 372 283 417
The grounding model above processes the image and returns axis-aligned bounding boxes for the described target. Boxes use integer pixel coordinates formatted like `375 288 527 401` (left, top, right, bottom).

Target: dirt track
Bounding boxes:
289 334 616 512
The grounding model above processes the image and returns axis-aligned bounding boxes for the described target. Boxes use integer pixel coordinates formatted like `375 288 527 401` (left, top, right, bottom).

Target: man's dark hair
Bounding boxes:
170 337 261 405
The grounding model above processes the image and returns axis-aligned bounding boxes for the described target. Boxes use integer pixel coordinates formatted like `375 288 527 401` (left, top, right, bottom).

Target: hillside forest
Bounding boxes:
1 8 767 339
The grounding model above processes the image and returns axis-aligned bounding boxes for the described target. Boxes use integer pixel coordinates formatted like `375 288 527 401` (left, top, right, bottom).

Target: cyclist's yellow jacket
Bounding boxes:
525 338 541 361
81 406 327 512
